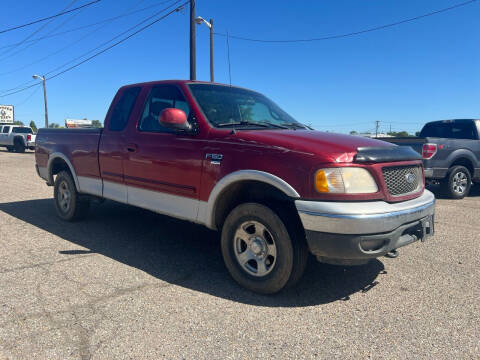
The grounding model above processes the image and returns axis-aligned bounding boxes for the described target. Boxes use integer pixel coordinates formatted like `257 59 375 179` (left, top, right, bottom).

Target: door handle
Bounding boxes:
126 143 138 153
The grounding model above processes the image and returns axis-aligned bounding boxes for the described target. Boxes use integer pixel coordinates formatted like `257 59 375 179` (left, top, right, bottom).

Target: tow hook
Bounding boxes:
385 249 399 258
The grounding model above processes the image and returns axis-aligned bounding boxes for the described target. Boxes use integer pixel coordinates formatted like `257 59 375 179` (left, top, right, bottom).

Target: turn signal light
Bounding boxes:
422 144 437 159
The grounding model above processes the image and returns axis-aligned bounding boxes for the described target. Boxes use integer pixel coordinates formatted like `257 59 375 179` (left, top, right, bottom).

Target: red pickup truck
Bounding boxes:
35 80 435 294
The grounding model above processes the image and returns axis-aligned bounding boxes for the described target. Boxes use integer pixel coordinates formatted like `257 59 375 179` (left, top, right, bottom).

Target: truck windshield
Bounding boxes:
188 84 307 130
419 121 477 140
12 127 33 134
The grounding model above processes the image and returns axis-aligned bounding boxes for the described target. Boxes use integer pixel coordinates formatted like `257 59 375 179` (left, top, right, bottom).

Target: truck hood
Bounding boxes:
230 130 394 163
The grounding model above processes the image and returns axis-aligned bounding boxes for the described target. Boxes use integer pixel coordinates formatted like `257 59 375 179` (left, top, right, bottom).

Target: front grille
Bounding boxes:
382 165 423 197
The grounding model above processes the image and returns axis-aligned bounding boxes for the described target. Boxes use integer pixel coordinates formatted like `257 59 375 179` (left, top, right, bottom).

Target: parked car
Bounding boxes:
0 125 36 152
381 119 480 199
35 80 435 293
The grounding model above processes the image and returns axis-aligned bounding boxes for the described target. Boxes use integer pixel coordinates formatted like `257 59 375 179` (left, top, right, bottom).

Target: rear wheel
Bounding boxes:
221 203 307 294
54 171 90 221
13 139 25 153
441 165 471 199
6 146 13 152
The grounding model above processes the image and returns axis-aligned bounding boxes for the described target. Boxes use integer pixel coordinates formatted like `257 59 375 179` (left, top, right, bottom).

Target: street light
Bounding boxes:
32 74 48 128
195 16 214 82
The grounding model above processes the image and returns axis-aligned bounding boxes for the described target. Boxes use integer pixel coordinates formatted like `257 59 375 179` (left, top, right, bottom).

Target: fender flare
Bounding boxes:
46 153 80 189
200 170 300 229
446 149 478 170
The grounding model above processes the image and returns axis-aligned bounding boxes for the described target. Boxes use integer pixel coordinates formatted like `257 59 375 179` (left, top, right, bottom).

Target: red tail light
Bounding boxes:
27 134 31 141
422 143 437 159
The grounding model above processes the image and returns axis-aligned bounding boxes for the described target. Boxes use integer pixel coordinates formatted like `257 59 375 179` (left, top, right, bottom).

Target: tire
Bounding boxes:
221 203 308 294
53 171 90 221
13 139 25 153
6 146 13 152
441 165 471 199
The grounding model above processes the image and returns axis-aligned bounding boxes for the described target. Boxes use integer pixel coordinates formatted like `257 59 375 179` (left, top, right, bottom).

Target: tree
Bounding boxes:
29 121 37 133
349 130 358 135
48 123 60 128
13 120 24 126
387 131 410 137
91 120 103 128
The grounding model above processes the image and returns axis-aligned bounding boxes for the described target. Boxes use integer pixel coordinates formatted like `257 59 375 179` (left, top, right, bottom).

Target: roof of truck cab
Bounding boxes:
118 80 249 91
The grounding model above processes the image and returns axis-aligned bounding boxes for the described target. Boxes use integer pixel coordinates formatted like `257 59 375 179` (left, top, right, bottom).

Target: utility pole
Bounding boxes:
195 16 214 82
33 74 48 128
189 0 196 80
375 120 380 137
209 18 214 82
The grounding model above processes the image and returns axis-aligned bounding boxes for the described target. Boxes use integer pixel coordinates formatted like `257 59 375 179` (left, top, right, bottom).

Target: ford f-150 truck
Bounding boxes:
0 125 36 152
35 80 435 294
381 119 480 199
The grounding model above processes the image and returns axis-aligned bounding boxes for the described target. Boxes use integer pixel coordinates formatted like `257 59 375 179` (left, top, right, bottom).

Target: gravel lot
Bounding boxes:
0 150 478 359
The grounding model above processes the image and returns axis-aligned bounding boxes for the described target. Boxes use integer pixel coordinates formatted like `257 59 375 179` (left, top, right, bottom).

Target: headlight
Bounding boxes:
315 168 378 194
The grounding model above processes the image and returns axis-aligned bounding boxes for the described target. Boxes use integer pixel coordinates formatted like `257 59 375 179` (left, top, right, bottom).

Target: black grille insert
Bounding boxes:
382 165 422 197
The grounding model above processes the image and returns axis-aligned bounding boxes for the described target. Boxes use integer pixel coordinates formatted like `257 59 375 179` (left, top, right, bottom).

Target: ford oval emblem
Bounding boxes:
405 172 416 184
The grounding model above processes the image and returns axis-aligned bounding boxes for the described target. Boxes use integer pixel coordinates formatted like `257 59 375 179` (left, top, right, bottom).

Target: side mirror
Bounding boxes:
159 108 190 131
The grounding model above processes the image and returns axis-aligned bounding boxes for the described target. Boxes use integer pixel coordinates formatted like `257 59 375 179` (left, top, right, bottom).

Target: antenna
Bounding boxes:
226 30 232 85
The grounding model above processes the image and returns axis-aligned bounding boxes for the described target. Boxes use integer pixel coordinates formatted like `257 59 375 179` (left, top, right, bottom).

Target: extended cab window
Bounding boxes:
12 127 32 134
139 85 191 133
420 121 477 140
109 87 141 131
2 126 10 133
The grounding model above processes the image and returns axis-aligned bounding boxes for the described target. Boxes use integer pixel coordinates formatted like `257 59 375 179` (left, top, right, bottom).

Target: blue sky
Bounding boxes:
1 0 478 134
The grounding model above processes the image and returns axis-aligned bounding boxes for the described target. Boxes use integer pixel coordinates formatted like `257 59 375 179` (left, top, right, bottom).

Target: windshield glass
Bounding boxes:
188 84 306 129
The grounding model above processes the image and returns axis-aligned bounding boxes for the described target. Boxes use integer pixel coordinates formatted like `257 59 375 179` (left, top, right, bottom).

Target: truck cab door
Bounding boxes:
0 126 10 145
99 86 142 203
123 84 203 222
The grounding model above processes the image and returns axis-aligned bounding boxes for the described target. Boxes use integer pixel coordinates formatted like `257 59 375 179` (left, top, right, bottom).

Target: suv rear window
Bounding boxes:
12 127 33 134
419 121 477 139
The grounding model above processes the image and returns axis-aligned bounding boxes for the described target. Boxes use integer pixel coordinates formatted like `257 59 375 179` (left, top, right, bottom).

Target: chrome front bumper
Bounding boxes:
295 190 435 235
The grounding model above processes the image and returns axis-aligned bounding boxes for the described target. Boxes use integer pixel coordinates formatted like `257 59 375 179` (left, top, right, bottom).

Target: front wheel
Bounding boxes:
441 165 472 199
221 203 307 294
54 171 90 221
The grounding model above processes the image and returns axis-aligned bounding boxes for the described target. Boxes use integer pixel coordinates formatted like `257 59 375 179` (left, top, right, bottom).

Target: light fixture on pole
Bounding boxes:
32 74 49 128
195 16 214 82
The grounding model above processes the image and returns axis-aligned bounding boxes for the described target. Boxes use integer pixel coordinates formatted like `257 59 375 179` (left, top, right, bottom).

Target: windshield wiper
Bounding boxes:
284 122 308 129
216 121 270 128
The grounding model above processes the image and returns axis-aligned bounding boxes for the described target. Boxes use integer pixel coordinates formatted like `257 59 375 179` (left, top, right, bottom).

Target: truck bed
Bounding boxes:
35 128 103 183
377 137 427 155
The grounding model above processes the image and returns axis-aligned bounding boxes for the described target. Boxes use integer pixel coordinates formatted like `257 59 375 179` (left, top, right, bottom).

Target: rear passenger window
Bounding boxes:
109 87 141 131
420 121 476 139
2 126 9 133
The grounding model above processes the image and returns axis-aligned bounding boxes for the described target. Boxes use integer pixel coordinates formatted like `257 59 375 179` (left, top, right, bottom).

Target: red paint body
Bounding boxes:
35 80 424 203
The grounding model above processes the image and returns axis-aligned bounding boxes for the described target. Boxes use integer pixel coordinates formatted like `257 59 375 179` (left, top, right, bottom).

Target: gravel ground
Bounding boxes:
0 150 479 359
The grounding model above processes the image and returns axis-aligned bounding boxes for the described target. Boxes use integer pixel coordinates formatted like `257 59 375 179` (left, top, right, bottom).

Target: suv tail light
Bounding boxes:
422 143 437 159
27 134 32 141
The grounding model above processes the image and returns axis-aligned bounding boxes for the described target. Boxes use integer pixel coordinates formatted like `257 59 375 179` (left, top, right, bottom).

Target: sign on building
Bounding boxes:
65 119 93 128
0 105 14 123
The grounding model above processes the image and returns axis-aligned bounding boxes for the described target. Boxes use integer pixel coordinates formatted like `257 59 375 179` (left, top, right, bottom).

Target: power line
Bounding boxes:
0 0 177 51
0 0 181 95
0 0 81 62
0 0 101 35
14 86 42 107
48 1 188 81
45 0 185 78
0 1 188 97
214 0 477 43
0 0 176 76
